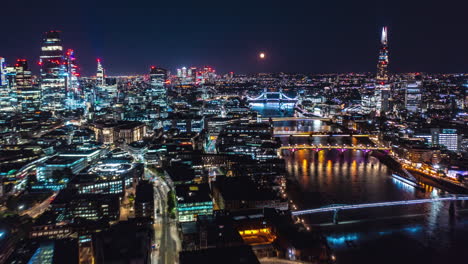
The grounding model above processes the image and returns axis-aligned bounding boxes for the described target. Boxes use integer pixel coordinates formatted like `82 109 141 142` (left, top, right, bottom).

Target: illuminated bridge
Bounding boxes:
261 117 331 122
247 89 299 103
292 195 468 223
274 131 373 137
279 144 390 152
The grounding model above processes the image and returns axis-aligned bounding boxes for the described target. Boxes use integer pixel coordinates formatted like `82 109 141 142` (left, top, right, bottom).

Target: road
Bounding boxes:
146 168 180 264
20 192 57 218
120 187 135 221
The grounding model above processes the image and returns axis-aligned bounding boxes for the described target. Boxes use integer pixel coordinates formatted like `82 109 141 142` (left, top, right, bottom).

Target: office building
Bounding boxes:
431 128 460 152
64 49 81 109
135 180 155 219
405 81 422 112
36 156 88 182
39 30 66 111
175 183 213 222
0 57 6 86
149 66 168 109
15 59 40 112
51 188 120 221
90 120 146 144
0 58 13 110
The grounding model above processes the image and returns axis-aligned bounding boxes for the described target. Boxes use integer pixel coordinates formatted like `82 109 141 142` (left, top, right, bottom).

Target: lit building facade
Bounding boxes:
376 27 389 82
431 128 460 152
0 57 6 86
91 121 146 144
64 49 82 109
15 59 40 112
39 30 67 112
96 59 105 86
175 184 213 222
36 156 88 182
149 66 168 110
405 81 422 112
0 57 12 110
375 27 390 114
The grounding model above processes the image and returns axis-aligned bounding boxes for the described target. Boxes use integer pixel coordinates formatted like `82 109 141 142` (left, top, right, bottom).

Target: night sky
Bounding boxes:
2 0 467 75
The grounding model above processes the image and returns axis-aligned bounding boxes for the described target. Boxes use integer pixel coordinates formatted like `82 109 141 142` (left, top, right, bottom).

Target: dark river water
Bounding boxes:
252 104 468 264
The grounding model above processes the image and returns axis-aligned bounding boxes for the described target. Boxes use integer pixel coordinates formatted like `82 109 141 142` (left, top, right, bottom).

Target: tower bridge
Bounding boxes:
247 88 299 104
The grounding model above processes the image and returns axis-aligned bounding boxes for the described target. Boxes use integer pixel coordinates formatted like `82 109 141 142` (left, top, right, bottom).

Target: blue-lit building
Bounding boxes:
36 156 87 182
175 183 213 222
148 66 168 110
51 188 120 221
69 173 125 196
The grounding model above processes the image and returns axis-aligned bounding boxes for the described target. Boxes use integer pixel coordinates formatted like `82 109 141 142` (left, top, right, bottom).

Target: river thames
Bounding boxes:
252 104 468 264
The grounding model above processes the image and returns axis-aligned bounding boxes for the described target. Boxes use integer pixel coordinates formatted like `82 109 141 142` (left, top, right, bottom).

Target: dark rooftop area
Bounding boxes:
179 245 260 264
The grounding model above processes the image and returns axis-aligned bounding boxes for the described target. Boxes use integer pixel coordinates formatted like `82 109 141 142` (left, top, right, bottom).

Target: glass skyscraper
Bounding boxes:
39 30 67 112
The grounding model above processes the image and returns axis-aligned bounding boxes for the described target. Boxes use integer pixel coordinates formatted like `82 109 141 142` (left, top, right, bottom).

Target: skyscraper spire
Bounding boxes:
381 26 388 45
376 26 389 82
96 58 105 86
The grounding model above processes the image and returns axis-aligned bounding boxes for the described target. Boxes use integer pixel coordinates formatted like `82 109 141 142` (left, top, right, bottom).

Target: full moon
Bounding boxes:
259 52 266 59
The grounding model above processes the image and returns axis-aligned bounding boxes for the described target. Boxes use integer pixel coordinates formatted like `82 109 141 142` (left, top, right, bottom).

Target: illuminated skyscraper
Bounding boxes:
150 66 167 87
39 30 66 112
96 59 105 86
65 49 79 87
0 57 11 110
405 81 422 112
65 49 82 109
149 66 168 110
375 27 391 114
15 59 40 112
0 57 6 86
376 27 389 82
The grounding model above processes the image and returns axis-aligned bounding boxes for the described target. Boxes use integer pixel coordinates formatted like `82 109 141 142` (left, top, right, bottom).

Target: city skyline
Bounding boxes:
2 0 468 75
1 1 468 264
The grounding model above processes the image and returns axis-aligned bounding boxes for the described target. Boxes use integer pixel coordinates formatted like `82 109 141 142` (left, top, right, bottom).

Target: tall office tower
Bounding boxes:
181 67 187 78
405 81 422 112
375 27 391 114
376 27 389 82
15 59 40 112
65 49 79 88
374 87 390 113
0 57 6 86
96 59 105 86
0 57 11 109
149 66 168 108
40 30 66 112
188 67 197 78
65 49 81 109
176 68 182 77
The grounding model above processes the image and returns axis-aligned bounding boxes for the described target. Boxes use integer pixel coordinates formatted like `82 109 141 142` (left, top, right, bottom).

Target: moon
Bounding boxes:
259 52 266 59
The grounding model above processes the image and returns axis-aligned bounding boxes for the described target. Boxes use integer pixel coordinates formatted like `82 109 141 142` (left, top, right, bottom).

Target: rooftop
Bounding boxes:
179 245 260 264
175 183 212 204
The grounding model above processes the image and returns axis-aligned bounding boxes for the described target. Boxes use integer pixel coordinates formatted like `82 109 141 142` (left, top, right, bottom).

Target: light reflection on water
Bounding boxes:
264 114 468 263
